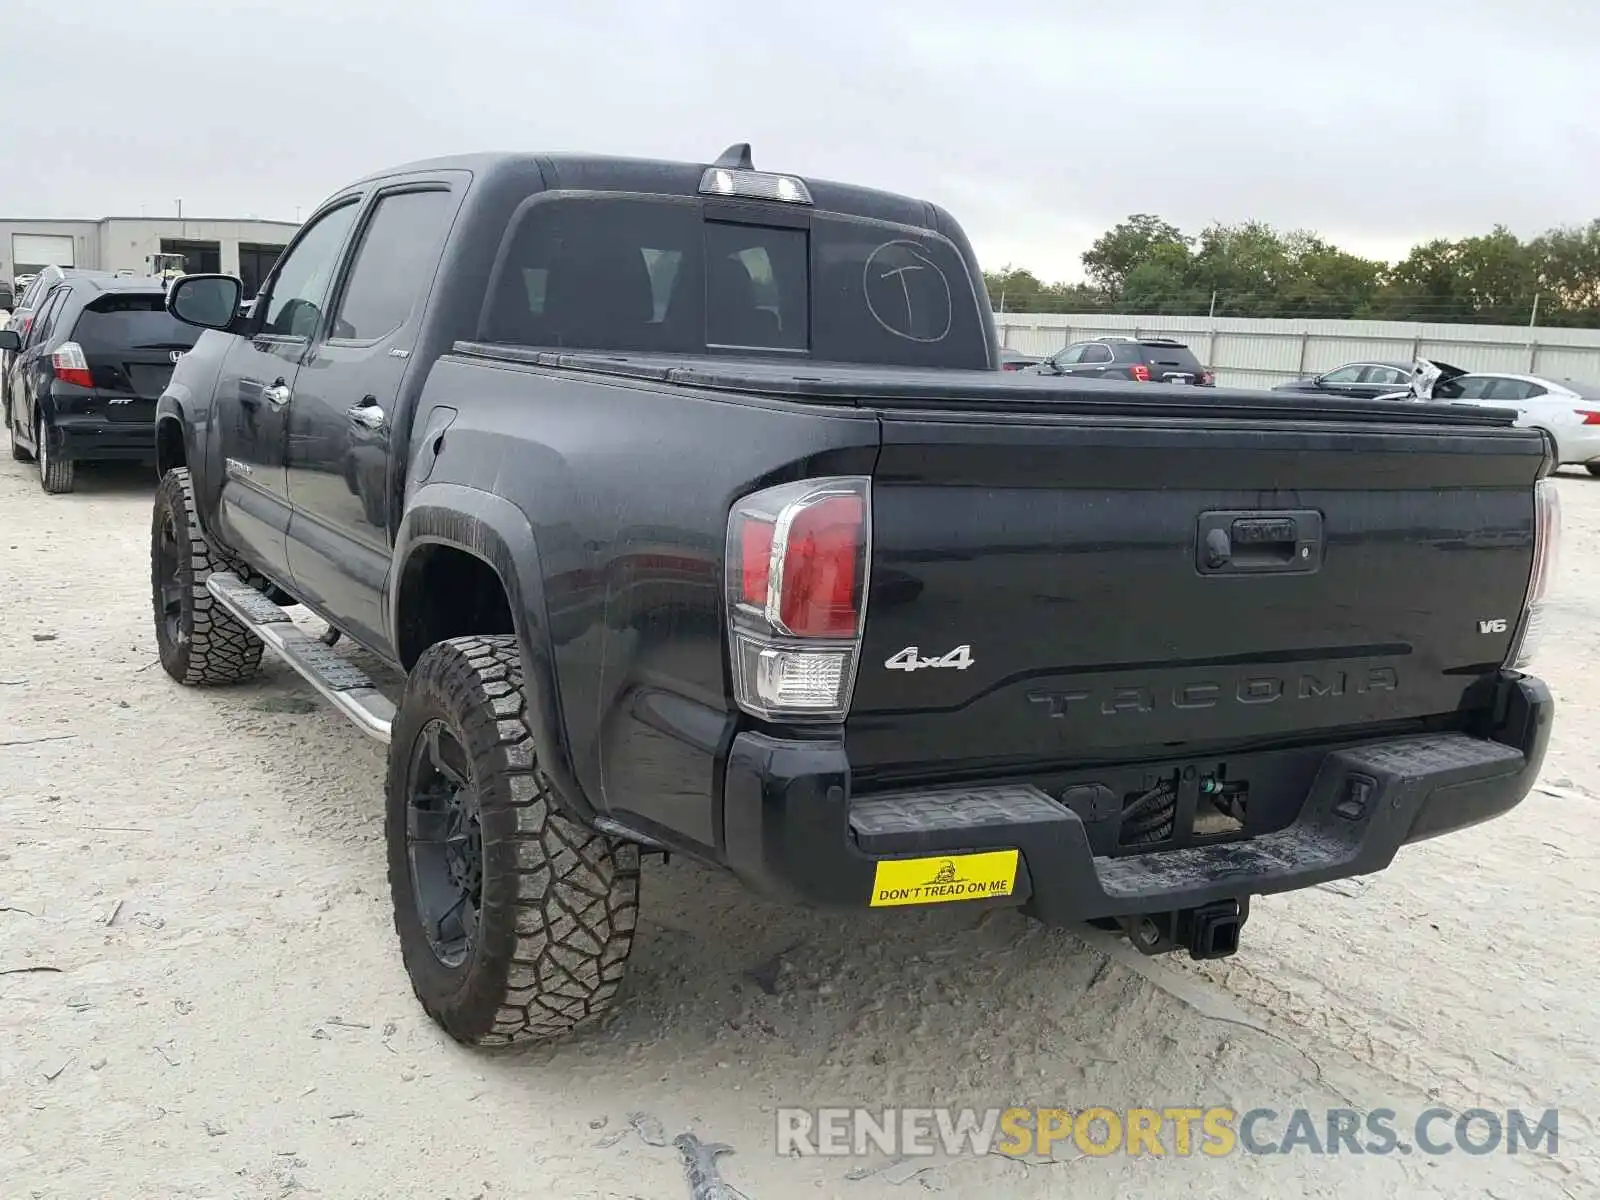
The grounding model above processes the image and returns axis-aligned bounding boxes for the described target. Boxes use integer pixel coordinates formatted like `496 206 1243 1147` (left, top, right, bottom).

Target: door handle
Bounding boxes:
262 382 291 408
1196 509 1324 575
347 400 385 430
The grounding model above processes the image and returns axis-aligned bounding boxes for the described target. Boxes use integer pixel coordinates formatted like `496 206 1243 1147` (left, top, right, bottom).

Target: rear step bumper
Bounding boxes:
207 572 395 742
722 674 1552 923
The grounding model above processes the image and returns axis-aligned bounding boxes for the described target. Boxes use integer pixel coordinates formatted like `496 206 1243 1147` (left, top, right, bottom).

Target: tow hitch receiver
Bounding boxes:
1122 898 1249 961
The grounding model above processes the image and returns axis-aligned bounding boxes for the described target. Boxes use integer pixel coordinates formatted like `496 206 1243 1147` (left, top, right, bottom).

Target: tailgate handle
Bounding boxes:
1197 510 1323 575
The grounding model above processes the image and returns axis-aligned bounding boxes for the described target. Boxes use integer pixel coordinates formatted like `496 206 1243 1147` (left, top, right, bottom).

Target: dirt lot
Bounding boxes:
2 456 1597 1200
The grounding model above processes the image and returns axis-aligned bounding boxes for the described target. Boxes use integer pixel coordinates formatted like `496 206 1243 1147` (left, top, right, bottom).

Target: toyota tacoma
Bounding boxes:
148 143 1559 1047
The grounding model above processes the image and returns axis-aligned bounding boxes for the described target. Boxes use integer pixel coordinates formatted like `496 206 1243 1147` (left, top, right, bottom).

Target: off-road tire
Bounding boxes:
387 635 640 1047
36 416 73 493
151 467 265 686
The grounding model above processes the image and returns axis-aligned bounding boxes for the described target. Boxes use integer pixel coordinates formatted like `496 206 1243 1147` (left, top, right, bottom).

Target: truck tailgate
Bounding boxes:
849 409 1546 778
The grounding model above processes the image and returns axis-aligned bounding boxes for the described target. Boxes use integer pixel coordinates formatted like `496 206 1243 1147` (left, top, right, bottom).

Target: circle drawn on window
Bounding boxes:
863 240 953 343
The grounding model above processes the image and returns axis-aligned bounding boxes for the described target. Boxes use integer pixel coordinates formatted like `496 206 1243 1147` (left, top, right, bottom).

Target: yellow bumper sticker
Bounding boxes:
869 849 1020 907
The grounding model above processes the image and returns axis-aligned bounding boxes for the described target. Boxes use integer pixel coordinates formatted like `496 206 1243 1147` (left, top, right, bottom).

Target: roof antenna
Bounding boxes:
712 142 754 170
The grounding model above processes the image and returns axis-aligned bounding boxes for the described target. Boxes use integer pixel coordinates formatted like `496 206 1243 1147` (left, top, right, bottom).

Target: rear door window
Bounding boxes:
70 293 203 354
27 287 70 348
1482 377 1534 402
482 195 988 368
1361 365 1408 386
1447 377 1491 400
330 189 455 342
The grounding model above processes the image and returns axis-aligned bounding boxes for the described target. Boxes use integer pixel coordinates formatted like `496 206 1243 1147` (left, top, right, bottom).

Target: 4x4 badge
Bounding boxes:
885 644 974 672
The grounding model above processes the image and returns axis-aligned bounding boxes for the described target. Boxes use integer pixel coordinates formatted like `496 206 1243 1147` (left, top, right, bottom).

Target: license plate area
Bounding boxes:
1050 745 1333 857
127 364 174 398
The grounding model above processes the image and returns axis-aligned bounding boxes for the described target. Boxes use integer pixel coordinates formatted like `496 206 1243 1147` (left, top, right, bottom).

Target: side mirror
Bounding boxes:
0 329 21 352
168 273 244 331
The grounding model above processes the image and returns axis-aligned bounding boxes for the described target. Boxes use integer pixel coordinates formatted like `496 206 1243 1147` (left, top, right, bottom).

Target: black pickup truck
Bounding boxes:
149 144 1559 1048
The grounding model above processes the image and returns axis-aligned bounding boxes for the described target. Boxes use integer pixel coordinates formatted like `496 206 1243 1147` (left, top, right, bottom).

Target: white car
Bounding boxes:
1379 363 1600 476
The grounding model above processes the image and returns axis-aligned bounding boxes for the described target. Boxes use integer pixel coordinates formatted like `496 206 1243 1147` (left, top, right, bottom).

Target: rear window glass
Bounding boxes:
1140 342 1202 368
71 293 203 353
482 196 987 368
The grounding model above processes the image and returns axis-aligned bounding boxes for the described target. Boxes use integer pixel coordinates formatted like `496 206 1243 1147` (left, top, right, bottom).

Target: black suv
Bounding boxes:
0 274 203 493
1034 336 1214 385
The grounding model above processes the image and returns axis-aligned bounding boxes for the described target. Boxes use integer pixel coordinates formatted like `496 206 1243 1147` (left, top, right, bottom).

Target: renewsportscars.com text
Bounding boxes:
776 1106 1560 1159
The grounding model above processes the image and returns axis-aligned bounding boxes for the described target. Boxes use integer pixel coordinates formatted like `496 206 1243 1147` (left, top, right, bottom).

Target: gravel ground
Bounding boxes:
2 456 1597 1200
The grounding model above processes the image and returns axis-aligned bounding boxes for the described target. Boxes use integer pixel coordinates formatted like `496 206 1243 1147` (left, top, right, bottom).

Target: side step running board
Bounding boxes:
206 571 395 744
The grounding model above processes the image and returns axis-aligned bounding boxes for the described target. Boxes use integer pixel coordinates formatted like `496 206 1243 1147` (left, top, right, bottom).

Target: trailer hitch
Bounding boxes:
1121 897 1249 961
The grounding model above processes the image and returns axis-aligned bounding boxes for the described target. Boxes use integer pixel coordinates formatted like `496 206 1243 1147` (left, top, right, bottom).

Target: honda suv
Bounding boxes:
1034 336 1215 385
0 275 203 493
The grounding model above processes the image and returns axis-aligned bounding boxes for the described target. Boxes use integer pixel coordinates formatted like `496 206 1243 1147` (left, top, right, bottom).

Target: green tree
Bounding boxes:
1187 221 1297 316
1082 215 1190 298
1452 226 1538 324
1530 220 1600 325
991 212 1600 328
1119 241 1205 314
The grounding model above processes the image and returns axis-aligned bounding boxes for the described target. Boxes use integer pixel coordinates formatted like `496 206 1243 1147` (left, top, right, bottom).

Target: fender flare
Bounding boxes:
154 393 192 474
154 388 230 547
393 483 595 823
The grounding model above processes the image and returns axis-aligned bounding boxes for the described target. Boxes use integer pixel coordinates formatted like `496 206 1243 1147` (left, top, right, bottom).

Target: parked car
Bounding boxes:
1376 361 1600 476
1272 361 1413 401
1034 336 1215 385
4 268 65 381
3 266 118 352
0 274 203 492
148 144 1554 1049
0 279 14 312
998 347 1041 371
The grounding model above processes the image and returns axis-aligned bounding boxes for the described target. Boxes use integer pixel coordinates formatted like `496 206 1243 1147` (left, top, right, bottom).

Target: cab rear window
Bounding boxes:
481 195 988 369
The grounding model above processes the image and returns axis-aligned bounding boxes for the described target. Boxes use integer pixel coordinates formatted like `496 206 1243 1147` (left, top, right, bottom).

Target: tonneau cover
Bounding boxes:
453 343 1523 428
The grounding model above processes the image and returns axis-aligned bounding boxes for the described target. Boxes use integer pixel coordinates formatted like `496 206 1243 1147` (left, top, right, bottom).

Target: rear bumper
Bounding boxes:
722 673 1552 921
1557 428 1600 465
48 413 156 462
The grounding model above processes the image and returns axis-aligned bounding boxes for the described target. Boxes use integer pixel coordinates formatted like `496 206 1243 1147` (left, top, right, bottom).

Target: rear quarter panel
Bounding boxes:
400 355 880 855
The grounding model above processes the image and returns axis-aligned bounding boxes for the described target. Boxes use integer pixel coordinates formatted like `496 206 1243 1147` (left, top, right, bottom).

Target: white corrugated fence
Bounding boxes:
994 312 1600 389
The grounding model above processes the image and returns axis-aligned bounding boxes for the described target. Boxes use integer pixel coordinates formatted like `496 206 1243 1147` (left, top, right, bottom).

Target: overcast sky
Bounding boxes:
4 0 1597 280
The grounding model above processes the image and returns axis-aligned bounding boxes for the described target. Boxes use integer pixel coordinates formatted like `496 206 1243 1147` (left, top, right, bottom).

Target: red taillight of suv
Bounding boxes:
1577 410 1600 425
726 477 870 720
51 341 93 388
1199 370 1216 387
1128 364 1151 382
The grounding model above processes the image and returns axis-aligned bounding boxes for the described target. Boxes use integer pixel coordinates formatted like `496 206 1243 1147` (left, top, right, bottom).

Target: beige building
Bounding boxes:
2 216 301 298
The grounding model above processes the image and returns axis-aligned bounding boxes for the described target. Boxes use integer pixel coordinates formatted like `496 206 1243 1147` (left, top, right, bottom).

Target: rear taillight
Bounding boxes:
726 477 870 720
51 341 93 388
1199 370 1215 386
1507 477 1561 671
19 315 33 336
1576 410 1600 425
1128 364 1151 382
